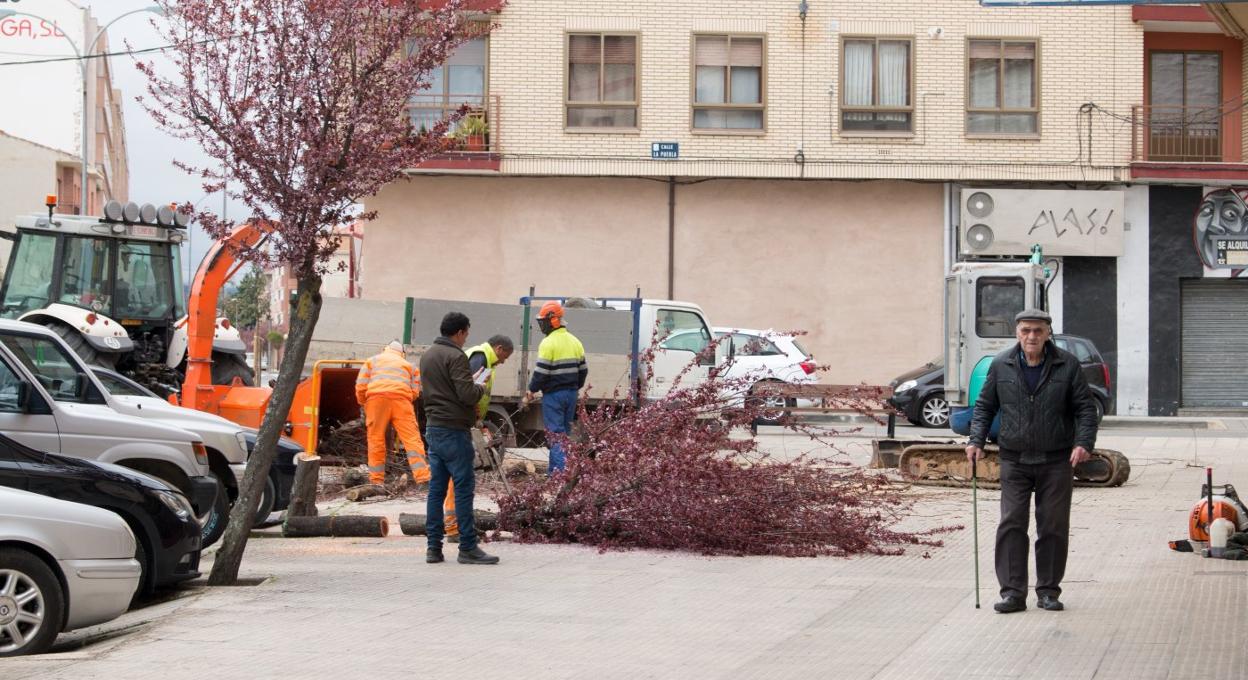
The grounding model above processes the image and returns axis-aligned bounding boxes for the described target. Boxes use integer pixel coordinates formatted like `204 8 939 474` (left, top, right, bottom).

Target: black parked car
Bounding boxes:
889 357 949 428
0 433 201 598
889 334 1115 428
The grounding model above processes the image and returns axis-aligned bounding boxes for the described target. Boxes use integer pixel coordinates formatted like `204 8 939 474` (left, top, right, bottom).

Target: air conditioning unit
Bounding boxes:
960 188 1125 257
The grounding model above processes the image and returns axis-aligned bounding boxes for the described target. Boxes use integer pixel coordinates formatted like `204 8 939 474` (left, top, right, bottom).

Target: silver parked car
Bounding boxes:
0 487 142 656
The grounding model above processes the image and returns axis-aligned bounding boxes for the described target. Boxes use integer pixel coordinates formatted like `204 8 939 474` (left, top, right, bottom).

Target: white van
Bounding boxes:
0 320 224 545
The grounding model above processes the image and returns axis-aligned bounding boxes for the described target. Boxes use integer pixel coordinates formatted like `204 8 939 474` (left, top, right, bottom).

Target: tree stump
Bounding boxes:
282 515 389 538
398 511 498 536
287 453 321 518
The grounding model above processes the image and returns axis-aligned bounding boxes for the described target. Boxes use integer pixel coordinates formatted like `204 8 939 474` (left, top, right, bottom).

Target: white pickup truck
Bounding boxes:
0 320 225 545
89 366 302 525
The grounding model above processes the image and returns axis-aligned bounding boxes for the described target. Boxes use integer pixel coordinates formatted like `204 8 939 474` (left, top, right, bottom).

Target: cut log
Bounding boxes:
345 484 388 502
287 453 321 518
282 515 389 538
502 458 539 476
398 511 499 536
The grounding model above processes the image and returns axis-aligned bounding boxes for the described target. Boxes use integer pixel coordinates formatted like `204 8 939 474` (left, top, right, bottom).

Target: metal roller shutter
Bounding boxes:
1181 279 1248 408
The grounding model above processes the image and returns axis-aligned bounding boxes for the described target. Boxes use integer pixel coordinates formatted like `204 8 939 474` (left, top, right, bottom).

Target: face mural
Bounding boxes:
1194 189 1248 269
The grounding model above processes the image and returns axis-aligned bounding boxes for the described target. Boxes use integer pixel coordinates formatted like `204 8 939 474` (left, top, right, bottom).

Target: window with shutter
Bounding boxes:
693 34 765 131
566 33 639 129
966 39 1039 136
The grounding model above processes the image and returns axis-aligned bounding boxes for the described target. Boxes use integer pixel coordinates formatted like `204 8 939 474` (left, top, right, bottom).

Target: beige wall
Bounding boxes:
363 176 943 385
476 0 1142 182
0 134 77 274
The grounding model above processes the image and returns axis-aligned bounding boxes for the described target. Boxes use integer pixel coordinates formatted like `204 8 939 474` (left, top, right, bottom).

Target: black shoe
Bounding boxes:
1037 595 1064 611
993 596 1026 613
426 547 444 564
457 546 500 565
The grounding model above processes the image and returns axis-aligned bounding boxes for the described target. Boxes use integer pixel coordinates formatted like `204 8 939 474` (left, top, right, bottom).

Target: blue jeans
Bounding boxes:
542 388 578 474
425 427 478 551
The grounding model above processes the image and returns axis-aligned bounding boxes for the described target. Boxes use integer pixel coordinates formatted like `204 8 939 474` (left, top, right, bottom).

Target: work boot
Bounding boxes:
1037 595 1064 611
426 547 444 564
457 546 500 565
993 595 1026 614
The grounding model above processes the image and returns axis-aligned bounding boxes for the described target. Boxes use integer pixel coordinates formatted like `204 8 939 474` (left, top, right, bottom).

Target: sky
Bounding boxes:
81 0 251 278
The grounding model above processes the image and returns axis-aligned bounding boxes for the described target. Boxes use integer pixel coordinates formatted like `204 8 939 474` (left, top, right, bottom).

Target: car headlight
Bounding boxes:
155 490 193 521
895 380 918 394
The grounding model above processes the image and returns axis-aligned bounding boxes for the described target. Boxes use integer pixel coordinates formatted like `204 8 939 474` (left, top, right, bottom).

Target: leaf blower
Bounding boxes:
1169 468 1248 559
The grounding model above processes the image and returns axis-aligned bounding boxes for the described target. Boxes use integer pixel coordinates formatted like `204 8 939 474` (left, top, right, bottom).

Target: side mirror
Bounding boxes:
16 380 31 411
75 372 90 400
728 337 736 360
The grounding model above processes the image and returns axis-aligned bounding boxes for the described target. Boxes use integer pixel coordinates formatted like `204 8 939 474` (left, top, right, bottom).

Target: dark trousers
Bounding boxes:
425 426 478 551
996 458 1073 599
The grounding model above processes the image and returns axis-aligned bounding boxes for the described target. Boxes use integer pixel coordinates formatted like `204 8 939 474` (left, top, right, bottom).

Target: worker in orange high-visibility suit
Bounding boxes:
355 341 429 485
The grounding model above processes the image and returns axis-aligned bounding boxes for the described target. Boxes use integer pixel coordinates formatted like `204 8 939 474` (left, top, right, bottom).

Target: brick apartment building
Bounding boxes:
359 1 1248 415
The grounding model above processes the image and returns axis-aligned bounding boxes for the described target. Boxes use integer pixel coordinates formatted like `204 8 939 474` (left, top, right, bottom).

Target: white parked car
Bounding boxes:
714 327 819 425
0 487 142 656
89 367 301 524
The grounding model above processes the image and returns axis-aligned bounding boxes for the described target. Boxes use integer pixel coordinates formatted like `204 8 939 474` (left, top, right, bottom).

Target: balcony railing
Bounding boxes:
1132 104 1228 163
405 93 500 156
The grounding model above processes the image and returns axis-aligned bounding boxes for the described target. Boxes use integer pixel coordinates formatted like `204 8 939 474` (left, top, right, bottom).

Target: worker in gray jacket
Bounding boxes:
419 311 499 566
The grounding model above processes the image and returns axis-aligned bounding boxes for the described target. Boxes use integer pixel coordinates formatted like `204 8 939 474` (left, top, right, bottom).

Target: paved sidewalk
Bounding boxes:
6 430 1245 679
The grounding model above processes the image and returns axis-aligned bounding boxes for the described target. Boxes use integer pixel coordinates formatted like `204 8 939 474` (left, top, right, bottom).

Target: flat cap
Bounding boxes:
1014 308 1052 324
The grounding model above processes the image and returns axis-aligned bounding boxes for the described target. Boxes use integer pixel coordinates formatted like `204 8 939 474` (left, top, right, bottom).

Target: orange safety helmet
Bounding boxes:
538 301 564 329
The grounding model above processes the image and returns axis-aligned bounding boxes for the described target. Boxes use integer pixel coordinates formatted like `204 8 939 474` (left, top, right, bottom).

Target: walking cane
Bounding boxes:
972 456 981 609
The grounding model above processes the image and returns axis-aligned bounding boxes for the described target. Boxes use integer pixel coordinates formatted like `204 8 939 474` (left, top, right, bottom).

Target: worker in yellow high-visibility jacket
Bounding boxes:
355 341 428 486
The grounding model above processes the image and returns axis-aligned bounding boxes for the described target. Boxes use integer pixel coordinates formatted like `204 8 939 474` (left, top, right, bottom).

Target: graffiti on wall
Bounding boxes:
1194 188 1248 273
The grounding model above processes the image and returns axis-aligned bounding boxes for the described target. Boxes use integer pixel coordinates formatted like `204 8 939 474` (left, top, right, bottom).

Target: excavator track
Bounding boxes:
896 445 1130 489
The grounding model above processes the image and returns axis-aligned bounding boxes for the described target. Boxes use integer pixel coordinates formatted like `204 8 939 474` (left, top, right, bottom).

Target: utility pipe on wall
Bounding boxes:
668 176 676 299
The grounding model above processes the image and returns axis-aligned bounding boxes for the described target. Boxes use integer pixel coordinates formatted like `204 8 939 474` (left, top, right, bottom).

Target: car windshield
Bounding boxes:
0 333 91 403
93 369 158 398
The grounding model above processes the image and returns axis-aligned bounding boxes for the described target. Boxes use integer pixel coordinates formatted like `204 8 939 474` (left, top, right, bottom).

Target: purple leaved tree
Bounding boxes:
139 0 500 584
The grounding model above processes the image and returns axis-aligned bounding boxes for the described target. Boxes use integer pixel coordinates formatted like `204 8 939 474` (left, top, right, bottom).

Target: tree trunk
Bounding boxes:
398 511 498 536
283 515 389 538
286 453 320 518
209 273 323 585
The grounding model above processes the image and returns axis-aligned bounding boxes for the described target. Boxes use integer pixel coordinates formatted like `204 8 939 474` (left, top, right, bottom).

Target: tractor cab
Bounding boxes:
0 199 189 376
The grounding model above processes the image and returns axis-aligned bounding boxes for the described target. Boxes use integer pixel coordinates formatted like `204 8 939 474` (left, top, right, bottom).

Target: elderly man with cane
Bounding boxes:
965 309 1098 613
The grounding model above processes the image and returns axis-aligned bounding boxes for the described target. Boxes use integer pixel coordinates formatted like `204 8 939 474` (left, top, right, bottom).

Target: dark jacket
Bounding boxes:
968 341 1098 462
419 337 485 431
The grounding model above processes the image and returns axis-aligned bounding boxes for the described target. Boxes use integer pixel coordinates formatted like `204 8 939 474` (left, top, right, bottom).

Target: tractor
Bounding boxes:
0 198 252 394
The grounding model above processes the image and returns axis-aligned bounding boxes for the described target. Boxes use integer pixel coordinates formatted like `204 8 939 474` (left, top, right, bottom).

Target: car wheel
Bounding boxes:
198 475 230 549
747 382 793 427
0 547 64 657
1094 398 1105 424
254 474 277 526
919 394 950 428
130 535 153 606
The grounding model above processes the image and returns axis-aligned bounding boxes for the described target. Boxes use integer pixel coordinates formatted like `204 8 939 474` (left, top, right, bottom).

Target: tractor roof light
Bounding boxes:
168 231 184 244
139 203 158 224
110 223 126 234
102 200 125 222
174 208 191 228
156 204 175 227
122 201 141 222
